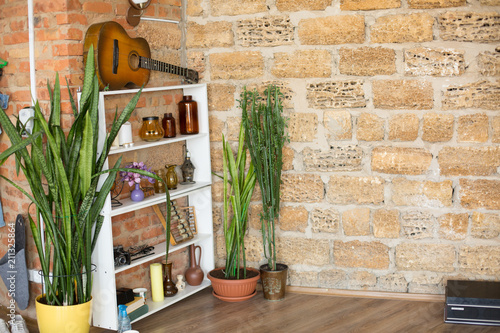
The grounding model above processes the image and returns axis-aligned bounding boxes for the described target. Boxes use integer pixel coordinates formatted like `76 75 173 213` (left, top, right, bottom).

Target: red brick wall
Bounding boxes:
0 0 183 319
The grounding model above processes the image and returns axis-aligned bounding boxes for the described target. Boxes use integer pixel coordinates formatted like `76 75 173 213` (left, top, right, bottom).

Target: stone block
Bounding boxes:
327 176 385 205
187 0 203 16
278 237 330 266
477 51 500 76
392 178 453 208
210 0 266 16
279 206 308 232
211 181 224 202
422 113 454 142
408 0 465 8
373 80 434 110
226 117 241 141
187 22 233 48
324 111 352 141
303 146 363 172
356 113 384 141
371 13 434 43
409 274 444 294
471 212 500 239
281 174 324 203
272 50 331 78
210 51 264 80
442 80 500 110
209 115 224 142
439 213 468 240
244 234 264 262
459 246 500 276
288 269 318 287
481 0 500 4
439 12 500 42
244 81 294 109
373 209 400 238
439 147 500 176
299 15 365 45
404 47 465 76
319 269 347 288
401 210 435 239
311 208 340 233
334 240 389 269
307 80 366 109
389 113 419 141
208 83 235 111
248 203 263 230
339 47 396 76
237 16 294 47
211 147 223 173
396 243 455 272
187 51 206 80
460 179 500 210
341 0 400 11
342 208 371 236
288 113 317 142
493 116 500 143
378 273 408 292
283 147 294 171
372 147 432 175
458 113 489 143
349 271 376 289
277 0 331 12
212 205 222 230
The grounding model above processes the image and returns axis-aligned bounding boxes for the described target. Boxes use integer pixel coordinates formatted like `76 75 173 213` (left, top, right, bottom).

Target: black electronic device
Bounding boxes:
113 245 131 267
445 280 500 326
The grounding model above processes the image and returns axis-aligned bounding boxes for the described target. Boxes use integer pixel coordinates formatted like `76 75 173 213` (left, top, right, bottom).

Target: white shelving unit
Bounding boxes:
89 84 214 331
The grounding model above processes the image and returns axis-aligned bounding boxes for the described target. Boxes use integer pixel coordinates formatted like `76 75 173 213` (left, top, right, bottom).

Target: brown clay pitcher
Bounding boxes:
185 244 204 286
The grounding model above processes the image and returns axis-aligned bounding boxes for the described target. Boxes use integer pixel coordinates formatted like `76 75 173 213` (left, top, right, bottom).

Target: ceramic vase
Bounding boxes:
185 244 204 286
130 184 144 202
163 262 178 297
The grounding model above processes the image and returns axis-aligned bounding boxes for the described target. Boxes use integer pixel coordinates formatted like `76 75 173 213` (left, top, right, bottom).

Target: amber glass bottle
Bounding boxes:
139 116 164 142
162 113 176 138
178 95 199 135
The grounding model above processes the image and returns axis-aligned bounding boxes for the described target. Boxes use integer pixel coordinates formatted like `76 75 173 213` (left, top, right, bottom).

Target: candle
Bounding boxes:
150 263 164 302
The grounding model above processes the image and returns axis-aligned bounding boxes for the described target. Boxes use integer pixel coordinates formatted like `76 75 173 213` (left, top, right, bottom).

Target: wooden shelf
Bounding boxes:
114 233 211 274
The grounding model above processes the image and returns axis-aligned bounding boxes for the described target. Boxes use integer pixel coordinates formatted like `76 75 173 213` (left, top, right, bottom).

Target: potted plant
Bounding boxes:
0 45 170 332
207 123 259 302
241 85 289 301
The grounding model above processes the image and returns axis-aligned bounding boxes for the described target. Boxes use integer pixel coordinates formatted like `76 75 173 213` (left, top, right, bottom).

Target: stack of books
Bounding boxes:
123 296 149 321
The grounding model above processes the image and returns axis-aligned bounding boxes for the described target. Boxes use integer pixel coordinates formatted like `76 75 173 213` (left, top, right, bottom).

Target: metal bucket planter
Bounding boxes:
259 263 288 301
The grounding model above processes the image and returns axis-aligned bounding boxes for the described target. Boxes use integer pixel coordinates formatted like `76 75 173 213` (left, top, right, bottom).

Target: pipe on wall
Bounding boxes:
28 0 36 104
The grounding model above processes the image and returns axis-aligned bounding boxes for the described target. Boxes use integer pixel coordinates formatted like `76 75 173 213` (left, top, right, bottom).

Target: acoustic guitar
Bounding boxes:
83 21 198 90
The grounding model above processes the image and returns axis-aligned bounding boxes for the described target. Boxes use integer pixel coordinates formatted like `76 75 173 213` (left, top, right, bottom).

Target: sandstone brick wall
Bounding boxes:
189 0 500 294
0 0 183 318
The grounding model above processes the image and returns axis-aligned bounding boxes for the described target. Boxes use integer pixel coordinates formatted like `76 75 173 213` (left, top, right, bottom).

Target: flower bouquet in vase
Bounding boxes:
120 162 155 202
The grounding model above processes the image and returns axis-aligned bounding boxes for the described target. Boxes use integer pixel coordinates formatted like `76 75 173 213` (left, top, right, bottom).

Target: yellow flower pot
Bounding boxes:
35 295 92 333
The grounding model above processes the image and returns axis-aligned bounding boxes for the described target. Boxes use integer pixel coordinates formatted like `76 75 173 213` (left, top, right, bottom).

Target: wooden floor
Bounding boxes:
6 288 500 332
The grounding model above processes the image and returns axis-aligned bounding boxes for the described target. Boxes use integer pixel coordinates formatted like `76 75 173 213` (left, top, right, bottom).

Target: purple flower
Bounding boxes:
119 162 156 187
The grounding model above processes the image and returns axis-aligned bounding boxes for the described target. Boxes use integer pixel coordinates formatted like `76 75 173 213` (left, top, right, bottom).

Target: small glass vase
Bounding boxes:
163 262 178 297
130 184 144 202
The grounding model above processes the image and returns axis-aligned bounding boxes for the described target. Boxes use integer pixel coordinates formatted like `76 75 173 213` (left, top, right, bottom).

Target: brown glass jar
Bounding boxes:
178 95 199 135
139 116 164 142
162 113 176 138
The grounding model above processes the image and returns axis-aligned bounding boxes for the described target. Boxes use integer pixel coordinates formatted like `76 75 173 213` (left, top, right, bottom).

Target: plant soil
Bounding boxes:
210 268 259 280
259 263 288 272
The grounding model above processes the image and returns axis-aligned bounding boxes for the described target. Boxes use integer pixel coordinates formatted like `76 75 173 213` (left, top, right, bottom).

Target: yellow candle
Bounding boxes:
150 263 164 302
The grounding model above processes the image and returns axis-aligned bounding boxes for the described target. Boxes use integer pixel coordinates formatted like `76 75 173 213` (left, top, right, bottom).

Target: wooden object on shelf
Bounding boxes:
180 206 197 234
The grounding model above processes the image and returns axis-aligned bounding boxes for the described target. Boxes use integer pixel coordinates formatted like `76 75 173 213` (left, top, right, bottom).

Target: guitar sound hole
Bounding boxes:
129 53 140 71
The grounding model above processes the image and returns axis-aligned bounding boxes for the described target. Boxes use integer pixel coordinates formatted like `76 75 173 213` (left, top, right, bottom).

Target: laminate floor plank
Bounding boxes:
3 288 499 332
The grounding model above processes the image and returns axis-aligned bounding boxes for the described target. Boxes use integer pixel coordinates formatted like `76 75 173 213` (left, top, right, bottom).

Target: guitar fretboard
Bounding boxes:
139 57 187 77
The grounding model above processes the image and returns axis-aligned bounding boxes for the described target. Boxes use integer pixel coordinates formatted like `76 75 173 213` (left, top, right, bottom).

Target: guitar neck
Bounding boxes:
139 56 187 78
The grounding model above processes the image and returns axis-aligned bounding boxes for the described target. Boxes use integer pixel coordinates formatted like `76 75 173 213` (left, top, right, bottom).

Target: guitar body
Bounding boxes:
84 21 151 90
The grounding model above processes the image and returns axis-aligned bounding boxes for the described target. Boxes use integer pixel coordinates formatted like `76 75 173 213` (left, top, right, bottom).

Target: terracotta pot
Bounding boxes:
207 267 260 302
260 263 288 301
36 295 92 333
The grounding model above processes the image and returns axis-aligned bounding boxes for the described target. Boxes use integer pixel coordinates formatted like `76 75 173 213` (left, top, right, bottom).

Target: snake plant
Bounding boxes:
0 45 170 306
217 124 256 279
241 85 288 271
